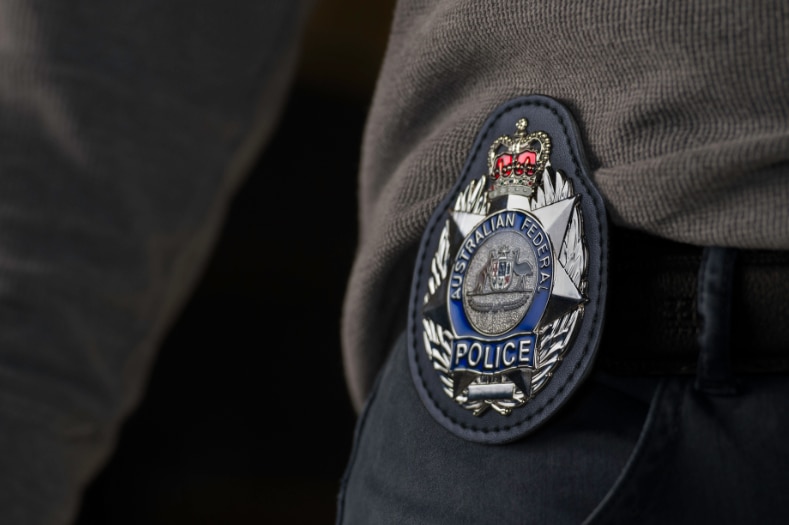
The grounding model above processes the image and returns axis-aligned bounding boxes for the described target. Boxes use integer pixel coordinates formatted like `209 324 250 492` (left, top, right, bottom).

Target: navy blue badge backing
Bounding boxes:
407 95 608 444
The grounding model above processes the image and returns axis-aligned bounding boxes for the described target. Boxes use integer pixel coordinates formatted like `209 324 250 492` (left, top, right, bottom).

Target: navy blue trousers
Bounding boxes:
337 248 789 524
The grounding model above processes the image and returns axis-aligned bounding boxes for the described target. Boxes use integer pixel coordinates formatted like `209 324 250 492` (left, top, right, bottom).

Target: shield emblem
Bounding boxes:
490 249 513 291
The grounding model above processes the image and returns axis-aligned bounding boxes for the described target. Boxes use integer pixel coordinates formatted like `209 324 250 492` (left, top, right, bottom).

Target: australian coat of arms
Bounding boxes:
408 96 608 444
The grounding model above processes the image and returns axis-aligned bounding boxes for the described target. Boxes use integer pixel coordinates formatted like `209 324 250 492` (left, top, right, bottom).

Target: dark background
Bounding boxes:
74 1 395 523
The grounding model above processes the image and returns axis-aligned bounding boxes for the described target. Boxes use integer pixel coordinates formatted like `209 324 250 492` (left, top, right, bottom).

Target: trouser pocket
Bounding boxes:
337 332 661 525
585 373 789 525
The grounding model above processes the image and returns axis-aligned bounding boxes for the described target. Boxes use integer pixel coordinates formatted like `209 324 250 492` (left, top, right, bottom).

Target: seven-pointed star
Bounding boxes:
439 194 585 324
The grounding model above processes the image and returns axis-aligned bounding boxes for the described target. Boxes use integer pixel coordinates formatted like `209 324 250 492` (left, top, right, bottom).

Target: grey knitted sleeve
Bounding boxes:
0 1 311 522
341 0 789 409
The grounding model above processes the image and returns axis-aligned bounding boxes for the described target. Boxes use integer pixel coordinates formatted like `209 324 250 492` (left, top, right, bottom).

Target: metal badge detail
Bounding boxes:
408 96 607 444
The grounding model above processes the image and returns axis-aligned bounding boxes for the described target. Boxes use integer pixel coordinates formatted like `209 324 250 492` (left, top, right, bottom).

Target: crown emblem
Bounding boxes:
487 118 551 199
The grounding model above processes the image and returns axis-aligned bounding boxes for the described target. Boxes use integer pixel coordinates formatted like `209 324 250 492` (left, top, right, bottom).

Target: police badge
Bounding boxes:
408 95 608 444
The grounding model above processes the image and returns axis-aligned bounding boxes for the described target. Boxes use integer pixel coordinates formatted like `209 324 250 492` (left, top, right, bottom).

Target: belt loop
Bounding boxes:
695 246 739 395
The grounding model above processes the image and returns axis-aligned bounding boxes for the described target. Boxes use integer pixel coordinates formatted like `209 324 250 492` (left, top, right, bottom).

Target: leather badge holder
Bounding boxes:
408 95 608 444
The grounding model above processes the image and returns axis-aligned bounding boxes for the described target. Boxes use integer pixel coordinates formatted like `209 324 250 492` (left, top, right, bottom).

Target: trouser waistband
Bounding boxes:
598 227 789 377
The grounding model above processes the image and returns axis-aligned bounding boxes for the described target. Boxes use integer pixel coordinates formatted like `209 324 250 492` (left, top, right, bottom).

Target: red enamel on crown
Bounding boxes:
487 119 551 199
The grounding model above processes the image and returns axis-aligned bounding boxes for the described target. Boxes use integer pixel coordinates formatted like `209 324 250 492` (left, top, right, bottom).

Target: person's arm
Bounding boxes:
0 1 312 522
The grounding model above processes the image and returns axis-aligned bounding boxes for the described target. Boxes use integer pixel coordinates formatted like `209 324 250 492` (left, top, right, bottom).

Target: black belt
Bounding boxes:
598 227 789 376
